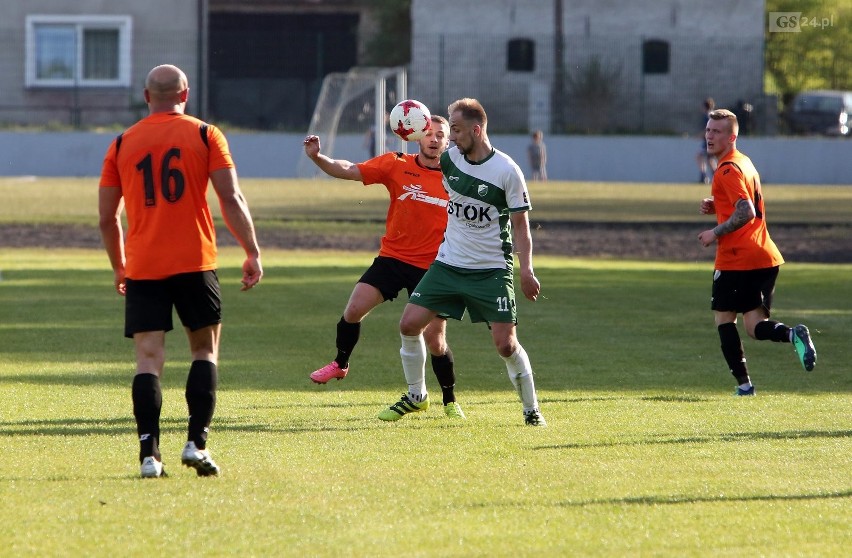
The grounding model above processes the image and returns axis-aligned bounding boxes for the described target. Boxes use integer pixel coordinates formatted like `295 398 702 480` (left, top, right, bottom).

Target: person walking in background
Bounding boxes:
99 64 263 478
378 98 546 426
696 97 717 184
362 113 394 157
527 130 548 181
697 109 816 396
303 115 466 419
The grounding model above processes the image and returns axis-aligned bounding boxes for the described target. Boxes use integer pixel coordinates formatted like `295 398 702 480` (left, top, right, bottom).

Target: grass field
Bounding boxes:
4 176 852 225
1 178 850 556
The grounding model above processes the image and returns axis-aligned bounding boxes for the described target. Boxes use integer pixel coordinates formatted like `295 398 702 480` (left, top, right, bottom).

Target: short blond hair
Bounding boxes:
430 114 449 128
447 98 487 128
708 109 739 136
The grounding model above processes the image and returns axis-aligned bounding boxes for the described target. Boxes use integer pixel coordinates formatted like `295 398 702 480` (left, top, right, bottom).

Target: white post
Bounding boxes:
395 67 407 152
374 76 386 157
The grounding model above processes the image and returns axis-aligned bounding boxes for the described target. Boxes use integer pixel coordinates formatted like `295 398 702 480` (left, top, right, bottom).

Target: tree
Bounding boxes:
564 57 622 134
361 0 412 67
765 0 852 101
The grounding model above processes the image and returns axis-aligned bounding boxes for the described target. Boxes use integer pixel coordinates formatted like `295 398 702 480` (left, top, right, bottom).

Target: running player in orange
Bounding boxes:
698 109 816 396
302 115 465 419
99 64 262 478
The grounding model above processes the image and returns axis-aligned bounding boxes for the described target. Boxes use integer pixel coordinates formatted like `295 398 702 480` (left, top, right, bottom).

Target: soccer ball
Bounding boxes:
389 99 432 141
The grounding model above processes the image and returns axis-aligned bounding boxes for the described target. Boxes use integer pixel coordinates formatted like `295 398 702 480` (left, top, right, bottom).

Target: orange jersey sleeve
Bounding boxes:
711 150 784 270
99 112 234 279
357 152 448 269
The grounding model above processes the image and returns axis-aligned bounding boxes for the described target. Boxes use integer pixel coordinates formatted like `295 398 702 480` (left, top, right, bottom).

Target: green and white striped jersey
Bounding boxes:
438 146 531 270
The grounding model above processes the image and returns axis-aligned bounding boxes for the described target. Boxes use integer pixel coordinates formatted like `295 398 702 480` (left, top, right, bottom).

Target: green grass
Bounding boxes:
1 248 850 557
3 176 852 225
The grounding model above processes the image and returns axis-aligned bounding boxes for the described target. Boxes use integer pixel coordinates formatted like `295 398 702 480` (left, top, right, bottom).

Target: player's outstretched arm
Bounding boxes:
303 135 363 181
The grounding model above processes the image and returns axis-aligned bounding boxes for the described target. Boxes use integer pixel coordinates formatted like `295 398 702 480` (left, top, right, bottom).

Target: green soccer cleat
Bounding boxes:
791 324 817 372
378 393 429 421
444 402 466 420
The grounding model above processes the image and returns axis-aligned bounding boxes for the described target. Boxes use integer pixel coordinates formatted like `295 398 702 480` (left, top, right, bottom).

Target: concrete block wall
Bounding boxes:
410 0 765 134
1 131 848 186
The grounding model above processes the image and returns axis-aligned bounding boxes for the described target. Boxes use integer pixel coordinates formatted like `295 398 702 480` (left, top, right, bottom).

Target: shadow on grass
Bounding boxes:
560 488 852 507
539 395 713 404
0 413 466 437
538 429 852 450
0 373 132 388
639 394 711 403
0 372 767 396
473 489 852 509
0 416 161 436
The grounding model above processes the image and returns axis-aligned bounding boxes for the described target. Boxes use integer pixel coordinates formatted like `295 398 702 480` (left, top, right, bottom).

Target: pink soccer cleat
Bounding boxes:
310 361 349 384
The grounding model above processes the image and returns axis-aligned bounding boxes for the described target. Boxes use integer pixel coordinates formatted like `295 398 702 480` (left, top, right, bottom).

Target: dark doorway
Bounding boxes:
642 39 670 75
209 12 359 130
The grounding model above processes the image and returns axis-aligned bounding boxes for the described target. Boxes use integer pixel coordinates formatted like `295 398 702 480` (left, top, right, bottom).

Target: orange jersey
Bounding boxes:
99 112 234 279
711 149 784 270
357 152 448 269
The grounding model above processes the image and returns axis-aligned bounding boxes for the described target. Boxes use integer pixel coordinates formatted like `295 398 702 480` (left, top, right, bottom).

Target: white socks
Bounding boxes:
401 337 540 411
400 334 427 402
502 345 539 412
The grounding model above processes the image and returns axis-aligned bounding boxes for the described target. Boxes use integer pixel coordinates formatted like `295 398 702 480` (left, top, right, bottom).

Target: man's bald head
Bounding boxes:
144 64 189 112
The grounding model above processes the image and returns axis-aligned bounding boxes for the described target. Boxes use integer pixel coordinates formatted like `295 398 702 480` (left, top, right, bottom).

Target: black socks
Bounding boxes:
335 317 361 368
754 320 792 343
431 349 456 405
134 361 219 460
717 323 749 385
132 373 162 462
186 360 218 450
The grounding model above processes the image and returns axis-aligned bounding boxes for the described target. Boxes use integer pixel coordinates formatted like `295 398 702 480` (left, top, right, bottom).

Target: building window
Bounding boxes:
25 15 132 87
642 39 670 74
507 38 535 72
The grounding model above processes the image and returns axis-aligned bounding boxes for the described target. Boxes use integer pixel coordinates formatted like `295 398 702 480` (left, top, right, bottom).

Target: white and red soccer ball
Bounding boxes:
389 99 431 141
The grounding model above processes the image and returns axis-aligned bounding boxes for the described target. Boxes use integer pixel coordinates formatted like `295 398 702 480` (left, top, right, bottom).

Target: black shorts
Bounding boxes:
124 270 221 338
711 266 779 315
358 256 428 302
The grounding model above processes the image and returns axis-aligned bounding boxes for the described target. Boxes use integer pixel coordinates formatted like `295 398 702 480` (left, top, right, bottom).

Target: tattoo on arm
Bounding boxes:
713 198 754 237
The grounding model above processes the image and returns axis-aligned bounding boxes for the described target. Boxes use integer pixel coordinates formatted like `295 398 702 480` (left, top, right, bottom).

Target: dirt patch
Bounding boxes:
527 221 852 263
2 222 850 263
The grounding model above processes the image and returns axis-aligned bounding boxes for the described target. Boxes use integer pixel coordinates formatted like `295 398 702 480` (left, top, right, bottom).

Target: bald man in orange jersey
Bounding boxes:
698 109 816 396
99 64 262 478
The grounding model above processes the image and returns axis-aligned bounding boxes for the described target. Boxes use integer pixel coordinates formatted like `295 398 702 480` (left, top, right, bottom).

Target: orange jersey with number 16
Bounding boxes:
99 112 234 280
